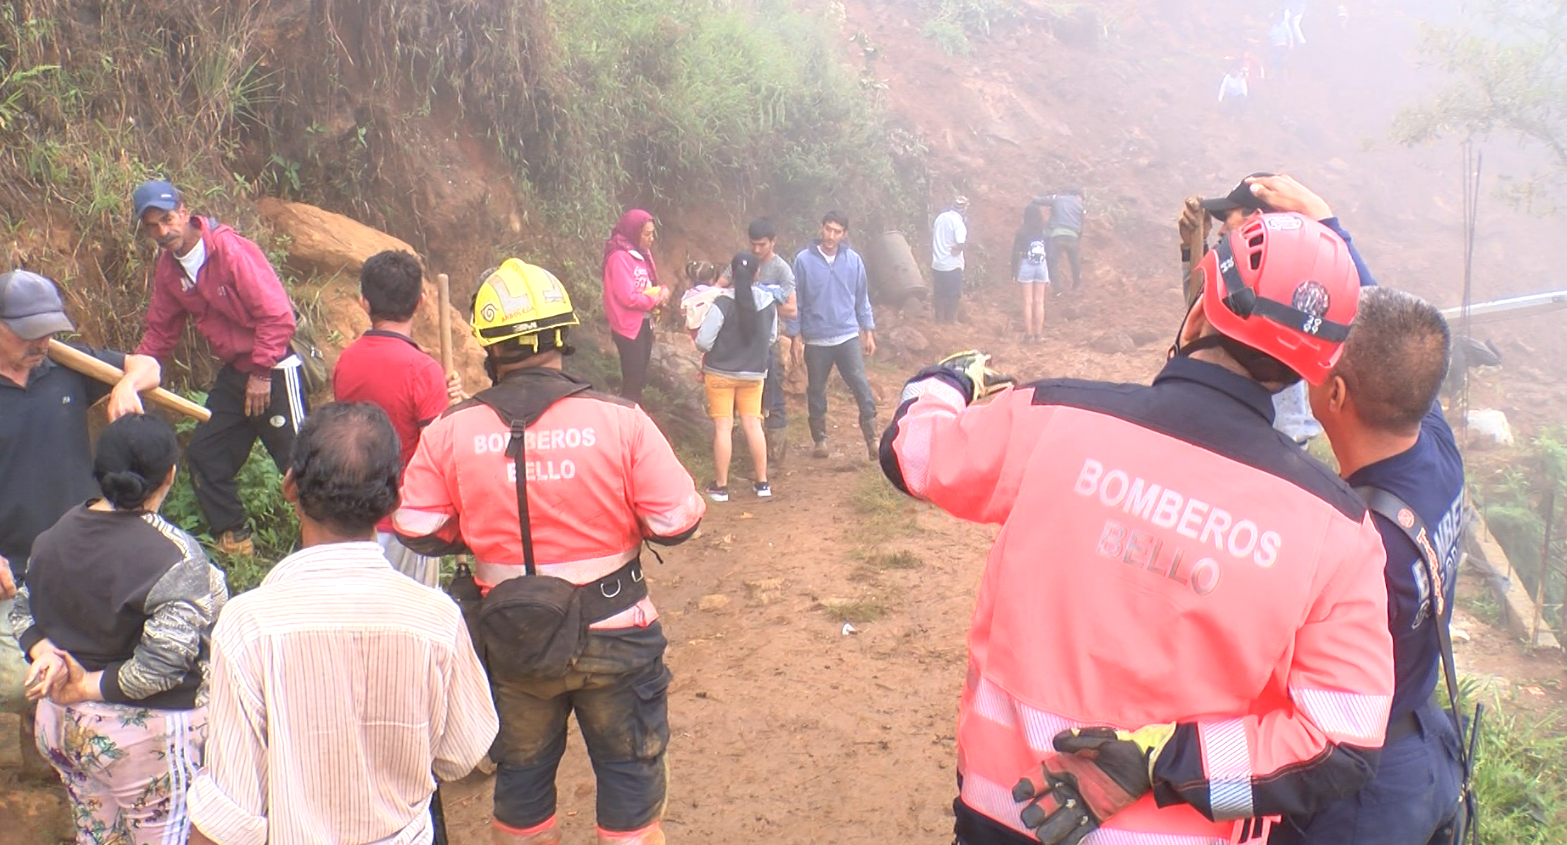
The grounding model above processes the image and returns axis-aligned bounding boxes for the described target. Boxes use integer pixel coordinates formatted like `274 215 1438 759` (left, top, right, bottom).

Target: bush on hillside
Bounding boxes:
1 0 925 354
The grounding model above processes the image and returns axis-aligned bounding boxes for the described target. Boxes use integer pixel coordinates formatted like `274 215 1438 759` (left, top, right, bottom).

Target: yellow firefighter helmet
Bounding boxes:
470 258 579 353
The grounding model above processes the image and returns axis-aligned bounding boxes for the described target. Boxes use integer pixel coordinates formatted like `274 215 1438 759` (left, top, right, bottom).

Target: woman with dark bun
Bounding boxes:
9 413 227 845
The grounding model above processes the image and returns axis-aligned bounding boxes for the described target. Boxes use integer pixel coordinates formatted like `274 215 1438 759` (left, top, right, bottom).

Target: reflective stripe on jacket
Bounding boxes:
883 357 1393 842
393 383 704 630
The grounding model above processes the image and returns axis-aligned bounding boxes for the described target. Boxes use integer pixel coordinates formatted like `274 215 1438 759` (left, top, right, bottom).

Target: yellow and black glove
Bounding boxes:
909 350 1016 405
1012 724 1175 845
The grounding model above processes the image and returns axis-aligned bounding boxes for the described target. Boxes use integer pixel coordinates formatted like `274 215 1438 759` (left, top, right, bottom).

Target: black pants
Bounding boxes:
932 268 963 323
613 318 654 405
188 364 307 536
1050 234 1081 290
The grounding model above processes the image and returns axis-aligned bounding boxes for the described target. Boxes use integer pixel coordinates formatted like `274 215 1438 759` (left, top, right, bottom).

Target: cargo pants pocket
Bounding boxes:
629 661 672 762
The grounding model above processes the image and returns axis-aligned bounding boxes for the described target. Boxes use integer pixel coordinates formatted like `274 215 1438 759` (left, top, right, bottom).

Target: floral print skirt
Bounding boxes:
34 699 207 845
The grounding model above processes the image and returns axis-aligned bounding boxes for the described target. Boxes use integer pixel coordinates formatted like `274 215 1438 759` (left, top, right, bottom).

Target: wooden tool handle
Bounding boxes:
1184 217 1208 306
47 340 212 422
436 273 454 376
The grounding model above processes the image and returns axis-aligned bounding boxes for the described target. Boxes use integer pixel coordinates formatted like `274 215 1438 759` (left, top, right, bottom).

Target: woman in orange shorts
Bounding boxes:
695 252 779 501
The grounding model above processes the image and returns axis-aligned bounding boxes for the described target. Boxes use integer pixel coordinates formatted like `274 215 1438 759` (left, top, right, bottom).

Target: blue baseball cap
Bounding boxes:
132 180 182 220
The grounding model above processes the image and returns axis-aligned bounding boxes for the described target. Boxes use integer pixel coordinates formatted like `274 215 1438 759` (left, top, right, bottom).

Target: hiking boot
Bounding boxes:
812 440 829 459
705 484 729 503
214 529 254 557
765 427 788 465
753 481 772 498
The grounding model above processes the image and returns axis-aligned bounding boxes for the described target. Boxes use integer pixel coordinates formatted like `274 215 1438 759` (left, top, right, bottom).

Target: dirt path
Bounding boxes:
4 280 1564 844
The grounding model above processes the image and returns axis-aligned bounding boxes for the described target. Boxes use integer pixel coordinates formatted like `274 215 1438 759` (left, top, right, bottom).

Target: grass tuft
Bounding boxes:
866 550 924 571
851 467 919 537
819 596 889 624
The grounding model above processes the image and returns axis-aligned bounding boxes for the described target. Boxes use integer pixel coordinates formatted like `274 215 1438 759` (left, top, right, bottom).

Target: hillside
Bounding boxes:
4 0 1567 843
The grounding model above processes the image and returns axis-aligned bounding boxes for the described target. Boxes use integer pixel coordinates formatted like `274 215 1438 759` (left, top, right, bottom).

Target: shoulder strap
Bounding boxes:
473 371 593 576
1354 486 1470 763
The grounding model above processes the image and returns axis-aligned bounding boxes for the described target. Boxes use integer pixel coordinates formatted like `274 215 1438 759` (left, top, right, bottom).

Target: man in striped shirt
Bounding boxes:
188 403 498 845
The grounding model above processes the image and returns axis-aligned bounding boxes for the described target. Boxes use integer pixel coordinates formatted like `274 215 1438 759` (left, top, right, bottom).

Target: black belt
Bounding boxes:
578 558 649 623
1385 709 1421 743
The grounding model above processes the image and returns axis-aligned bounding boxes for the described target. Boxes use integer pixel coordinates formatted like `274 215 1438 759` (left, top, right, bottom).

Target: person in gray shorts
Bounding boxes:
1010 203 1051 342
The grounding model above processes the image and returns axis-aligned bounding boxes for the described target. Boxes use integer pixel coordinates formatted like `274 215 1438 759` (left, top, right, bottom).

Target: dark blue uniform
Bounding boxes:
0 346 123 579
1272 402 1466 844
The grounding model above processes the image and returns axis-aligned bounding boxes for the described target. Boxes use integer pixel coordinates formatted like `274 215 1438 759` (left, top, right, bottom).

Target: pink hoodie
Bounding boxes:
601 209 661 339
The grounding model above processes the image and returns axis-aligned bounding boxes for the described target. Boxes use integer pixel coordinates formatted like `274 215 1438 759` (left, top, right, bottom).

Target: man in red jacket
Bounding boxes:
132 180 302 556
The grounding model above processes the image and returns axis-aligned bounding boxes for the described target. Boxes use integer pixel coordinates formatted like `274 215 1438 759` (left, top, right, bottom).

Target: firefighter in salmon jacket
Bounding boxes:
396 259 704 845
880 214 1394 845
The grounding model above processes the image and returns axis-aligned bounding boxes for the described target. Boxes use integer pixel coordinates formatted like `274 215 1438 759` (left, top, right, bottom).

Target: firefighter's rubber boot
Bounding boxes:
493 817 561 845
598 822 665 845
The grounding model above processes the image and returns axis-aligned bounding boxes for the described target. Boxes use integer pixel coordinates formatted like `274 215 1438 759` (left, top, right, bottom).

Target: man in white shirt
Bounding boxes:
188 403 498 845
930 196 969 323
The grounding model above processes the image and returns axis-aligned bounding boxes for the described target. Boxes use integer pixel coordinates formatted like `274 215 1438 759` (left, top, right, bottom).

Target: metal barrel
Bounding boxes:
864 231 928 307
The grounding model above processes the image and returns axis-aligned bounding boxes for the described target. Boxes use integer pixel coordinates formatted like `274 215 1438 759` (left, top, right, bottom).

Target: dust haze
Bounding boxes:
913 0 1566 425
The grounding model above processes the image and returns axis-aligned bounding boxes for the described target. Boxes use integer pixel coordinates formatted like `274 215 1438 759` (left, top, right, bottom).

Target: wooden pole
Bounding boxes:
47 340 211 422
436 273 454 384
1183 206 1208 306
433 272 470 580
1533 486 1556 648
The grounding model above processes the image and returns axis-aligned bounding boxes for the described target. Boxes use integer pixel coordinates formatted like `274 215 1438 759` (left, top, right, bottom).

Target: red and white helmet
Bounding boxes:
1199 212 1360 385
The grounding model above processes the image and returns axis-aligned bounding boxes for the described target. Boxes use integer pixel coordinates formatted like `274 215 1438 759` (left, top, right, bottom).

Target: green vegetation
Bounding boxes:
1471 701 1567 842
919 0 1018 55
2 0 926 343
159 394 299 592
1477 427 1567 636
532 0 925 236
1395 0 1567 209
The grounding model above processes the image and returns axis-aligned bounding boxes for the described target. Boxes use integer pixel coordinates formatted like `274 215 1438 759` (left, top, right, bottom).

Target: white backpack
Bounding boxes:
681 286 725 331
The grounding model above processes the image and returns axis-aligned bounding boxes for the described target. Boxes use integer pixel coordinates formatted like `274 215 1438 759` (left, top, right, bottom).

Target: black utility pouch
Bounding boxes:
477 574 589 679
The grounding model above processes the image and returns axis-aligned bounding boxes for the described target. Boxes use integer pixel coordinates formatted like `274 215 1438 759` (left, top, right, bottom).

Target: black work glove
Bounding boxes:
1012 725 1173 844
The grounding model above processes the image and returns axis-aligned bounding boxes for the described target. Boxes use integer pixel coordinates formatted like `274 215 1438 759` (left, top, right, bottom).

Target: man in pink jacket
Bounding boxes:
881 213 1393 845
132 180 302 556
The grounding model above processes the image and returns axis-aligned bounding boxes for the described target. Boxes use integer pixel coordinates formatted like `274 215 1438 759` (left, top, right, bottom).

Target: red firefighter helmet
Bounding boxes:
1199 212 1360 385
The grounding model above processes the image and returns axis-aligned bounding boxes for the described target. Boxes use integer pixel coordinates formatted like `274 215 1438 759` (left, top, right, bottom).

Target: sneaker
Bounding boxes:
705 484 729 503
812 440 829 458
753 481 772 498
214 529 254 557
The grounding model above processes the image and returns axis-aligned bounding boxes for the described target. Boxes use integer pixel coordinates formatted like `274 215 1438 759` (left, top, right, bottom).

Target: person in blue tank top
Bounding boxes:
1275 287 1466 844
